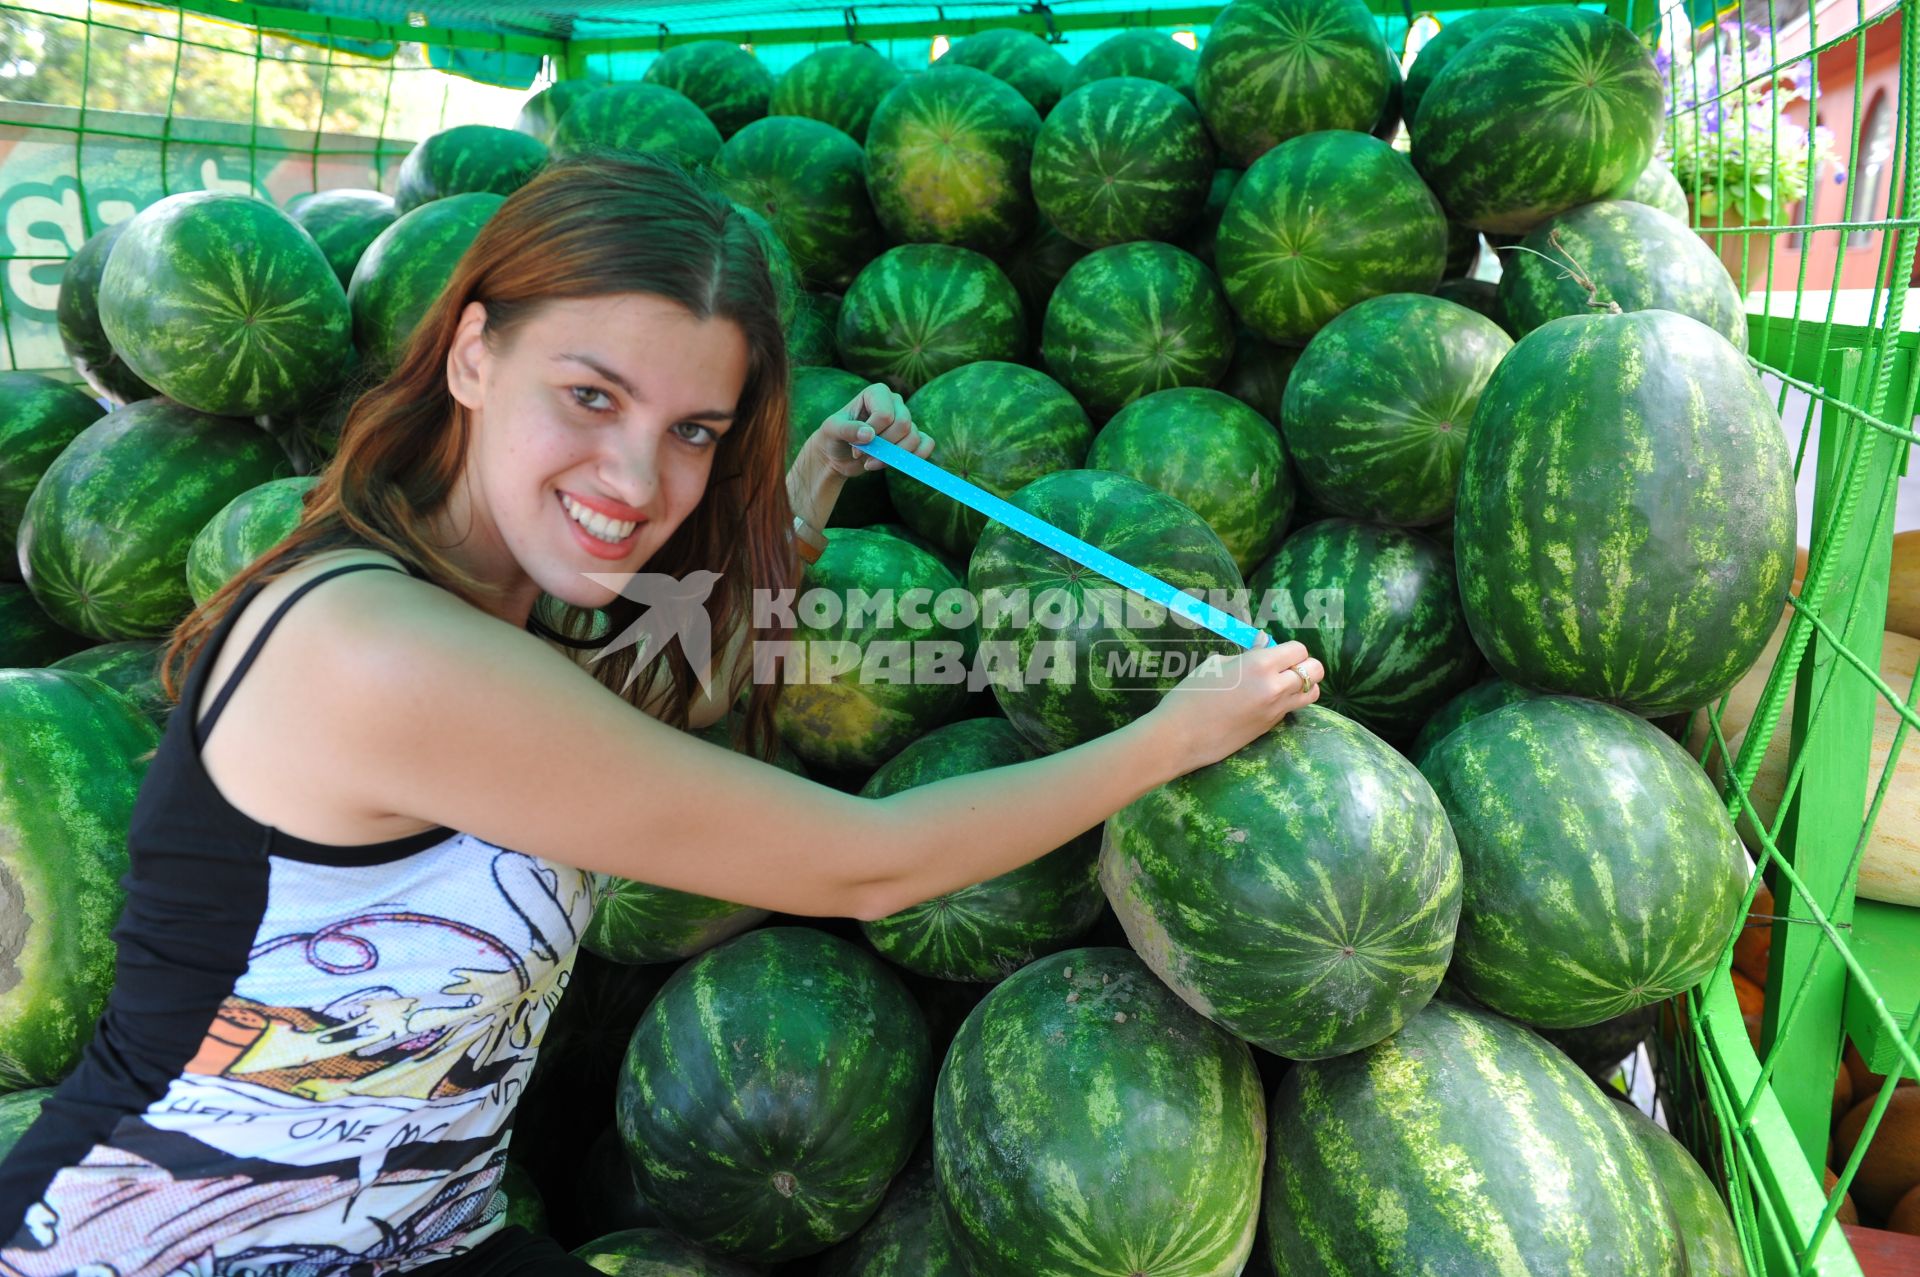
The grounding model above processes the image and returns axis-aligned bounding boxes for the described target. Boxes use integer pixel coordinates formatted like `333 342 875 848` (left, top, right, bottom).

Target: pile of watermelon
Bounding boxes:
0 4 1839 1271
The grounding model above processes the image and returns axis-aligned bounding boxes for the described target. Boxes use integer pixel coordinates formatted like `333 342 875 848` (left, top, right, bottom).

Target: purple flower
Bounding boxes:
1703 102 1724 133
1655 46 1673 75
1834 166 1849 184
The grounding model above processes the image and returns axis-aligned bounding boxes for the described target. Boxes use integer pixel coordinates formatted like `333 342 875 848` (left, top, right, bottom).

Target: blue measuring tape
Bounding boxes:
853 434 1268 651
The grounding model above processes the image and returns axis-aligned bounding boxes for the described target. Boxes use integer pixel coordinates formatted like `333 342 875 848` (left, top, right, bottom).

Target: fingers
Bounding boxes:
841 383 936 471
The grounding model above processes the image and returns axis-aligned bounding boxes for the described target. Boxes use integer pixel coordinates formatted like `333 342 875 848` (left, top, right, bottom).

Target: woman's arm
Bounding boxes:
298 569 1318 922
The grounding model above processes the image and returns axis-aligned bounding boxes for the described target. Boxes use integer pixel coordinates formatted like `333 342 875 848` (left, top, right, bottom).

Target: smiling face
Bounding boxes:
441 293 752 620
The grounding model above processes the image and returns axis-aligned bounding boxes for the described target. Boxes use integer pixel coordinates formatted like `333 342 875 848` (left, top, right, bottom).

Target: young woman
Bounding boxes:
0 154 1322 1275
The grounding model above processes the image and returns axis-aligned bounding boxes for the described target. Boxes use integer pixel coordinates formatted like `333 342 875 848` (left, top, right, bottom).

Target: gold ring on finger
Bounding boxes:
1293 661 1317 695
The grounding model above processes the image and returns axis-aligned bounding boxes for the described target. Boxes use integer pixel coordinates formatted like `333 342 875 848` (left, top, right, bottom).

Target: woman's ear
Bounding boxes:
447 300 491 412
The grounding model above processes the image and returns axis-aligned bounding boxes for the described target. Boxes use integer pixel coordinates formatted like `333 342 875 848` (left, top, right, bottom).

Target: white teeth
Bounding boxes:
561 493 638 544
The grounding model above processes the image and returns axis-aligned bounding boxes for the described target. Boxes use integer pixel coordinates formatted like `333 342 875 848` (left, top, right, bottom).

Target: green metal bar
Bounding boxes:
156 0 564 57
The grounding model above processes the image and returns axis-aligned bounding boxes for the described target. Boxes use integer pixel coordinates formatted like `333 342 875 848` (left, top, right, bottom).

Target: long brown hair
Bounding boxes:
160 152 799 761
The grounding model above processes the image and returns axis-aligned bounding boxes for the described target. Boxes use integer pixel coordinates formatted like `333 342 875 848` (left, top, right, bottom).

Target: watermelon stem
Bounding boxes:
1507 230 1624 316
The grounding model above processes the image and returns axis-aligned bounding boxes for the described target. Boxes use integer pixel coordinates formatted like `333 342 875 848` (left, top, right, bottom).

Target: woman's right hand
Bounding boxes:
1148 638 1324 773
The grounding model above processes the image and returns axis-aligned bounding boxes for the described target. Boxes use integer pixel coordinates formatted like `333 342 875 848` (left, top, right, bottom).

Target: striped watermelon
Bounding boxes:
771 45 906 144
992 220 1088 341
1030 77 1214 249
643 41 774 139
969 469 1244 752
1408 675 1537 770
349 191 503 370
1040 240 1233 419
1085 386 1292 575
1250 519 1483 744
615 927 932 1262
18 400 290 640
714 116 880 290
0 584 87 667
772 528 972 775
1455 310 1795 715
1610 155 1691 223
836 245 1026 395
0 373 105 580
285 189 399 287
49 640 169 725
787 292 839 367
1411 8 1664 233
550 83 724 167
891 361 1092 561
1420 696 1746 1028
1218 328 1300 426
864 66 1042 251
514 79 600 143
816 1146 969 1277
572 1229 761 1276
934 947 1266 1276
1102 705 1461 1059
1498 199 1748 350
1196 0 1393 167
1264 998 1685 1275
868 522 965 581
859 718 1104 982
186 476 315 606
1066 29 1198 101
56 221 156 406
1614 1100 1749 1277
1217 130 1448 344
0 1088 50 1159
939 29 1071 116
1176 168 1241 271
1279 292 1512 526
790 366 892 528
1401 8 1514 126
734 203 804 330
395 124 547 212
99 192 352 417
0 669 158 1088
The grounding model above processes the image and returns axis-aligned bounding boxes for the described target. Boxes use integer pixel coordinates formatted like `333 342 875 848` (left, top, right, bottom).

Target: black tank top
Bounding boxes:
0 561 595 1273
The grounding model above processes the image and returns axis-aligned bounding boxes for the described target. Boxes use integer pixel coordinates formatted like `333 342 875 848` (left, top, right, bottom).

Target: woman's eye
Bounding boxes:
570 386 613 413
673 421 720 448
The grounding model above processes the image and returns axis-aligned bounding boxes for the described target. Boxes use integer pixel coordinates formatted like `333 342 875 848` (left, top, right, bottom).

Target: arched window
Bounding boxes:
1848 90 1893 249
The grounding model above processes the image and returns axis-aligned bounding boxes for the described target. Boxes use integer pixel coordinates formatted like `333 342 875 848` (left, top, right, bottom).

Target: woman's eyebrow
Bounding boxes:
553 352 637 397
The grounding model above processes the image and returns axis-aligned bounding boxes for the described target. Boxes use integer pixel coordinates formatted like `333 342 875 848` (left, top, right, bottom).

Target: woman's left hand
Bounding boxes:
809 382 936 475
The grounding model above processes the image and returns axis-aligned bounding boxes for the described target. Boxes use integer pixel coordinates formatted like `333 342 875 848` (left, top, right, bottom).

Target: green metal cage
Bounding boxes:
1 1 1916 1272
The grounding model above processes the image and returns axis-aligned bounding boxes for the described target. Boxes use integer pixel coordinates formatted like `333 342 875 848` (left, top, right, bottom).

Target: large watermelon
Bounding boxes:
185 476 315 606
1085 386 1292 575
859 718 1104 982
968 469 1244 752
1067 29 1198 101
714 116 881 290
1609 155 1691 223
1030 77 1213 248
285 189 400 287
1217 130 1448 344
938 28 1071 116
789 366 893 528
1218 328 1300 426
1102 706 1461 1059
550 83 724 167
1264 998 1685 1275
1498 199 1748 349
645 41 774 139
991 219 1088 340
1040 240 1233 419
395 124 547 212
0 373 105 580
348 191 503 369
0 585 88 668
1251 519 1482 744
1411 8 1664 233
56 221 156 405
1408 675 1537 770
864 66 1042 251
0 1088 50 1159
0 669 158 1088
99 192 352 417
836 245 1026 394
514 79 600 143
48 639 169 725
772 528 972 775
18 400 290 640
934 946 1266 1276
615 927 932 1262
573 1229 761 1276
891 361 1092 561
816 1146 969 1276
1419 696 1747 1028
1196 0 1393 167
1613 1099 1750 1276
770 44 905 144
1400 8 1514 126
1454 309 1795 715
1280 292 1512 526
